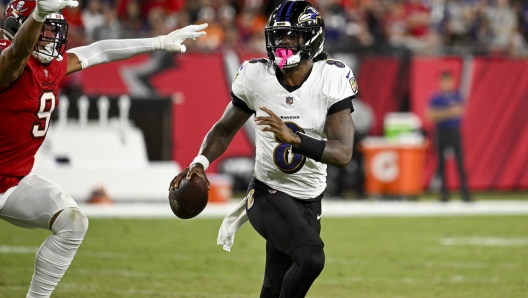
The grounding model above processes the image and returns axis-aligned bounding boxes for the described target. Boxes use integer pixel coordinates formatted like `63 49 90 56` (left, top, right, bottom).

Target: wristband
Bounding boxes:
292 132 326 162
32 9 48 23
191 155 210 171
151 36 164 50
151 35 186 53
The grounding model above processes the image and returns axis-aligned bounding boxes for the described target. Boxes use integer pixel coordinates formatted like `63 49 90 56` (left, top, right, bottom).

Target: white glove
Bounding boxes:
152 23 208 53
32 0 79 22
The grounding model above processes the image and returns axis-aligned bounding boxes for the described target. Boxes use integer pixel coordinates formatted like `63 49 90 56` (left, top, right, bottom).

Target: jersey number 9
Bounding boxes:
32 91 56 138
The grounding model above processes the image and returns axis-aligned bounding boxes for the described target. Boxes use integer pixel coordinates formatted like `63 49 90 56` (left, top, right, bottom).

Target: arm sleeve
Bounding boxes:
328 95 354 115
66 38 156 69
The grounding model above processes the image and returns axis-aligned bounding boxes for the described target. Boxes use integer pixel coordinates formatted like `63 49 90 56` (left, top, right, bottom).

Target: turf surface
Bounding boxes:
1 215 527 297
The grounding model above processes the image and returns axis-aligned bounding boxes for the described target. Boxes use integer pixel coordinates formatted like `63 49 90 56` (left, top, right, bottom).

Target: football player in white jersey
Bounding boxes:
170 1 358 297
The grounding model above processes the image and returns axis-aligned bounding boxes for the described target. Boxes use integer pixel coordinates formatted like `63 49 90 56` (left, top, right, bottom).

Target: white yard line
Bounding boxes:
77 200 528 219
440 237 528 247
0 245 38 254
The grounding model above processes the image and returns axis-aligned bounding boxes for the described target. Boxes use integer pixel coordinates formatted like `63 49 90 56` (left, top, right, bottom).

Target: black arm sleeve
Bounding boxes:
231 92 255 115
327 95 355 115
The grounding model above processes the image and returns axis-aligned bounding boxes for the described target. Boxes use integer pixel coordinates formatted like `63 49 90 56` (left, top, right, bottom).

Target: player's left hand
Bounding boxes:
255 106 301 146
169 164 210 190
33 0 79 22
152 23 208 53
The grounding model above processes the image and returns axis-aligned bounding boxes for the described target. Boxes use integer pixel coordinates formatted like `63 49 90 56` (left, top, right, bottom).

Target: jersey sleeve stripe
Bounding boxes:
327 95 354 115
231 92 255 114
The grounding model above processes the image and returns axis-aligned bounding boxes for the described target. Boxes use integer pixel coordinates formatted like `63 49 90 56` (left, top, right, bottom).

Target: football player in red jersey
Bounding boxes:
0 0 207 297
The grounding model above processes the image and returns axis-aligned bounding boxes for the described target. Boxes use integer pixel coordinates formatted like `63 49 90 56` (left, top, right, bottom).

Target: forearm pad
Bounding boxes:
292 132 326 162
67 38 156 69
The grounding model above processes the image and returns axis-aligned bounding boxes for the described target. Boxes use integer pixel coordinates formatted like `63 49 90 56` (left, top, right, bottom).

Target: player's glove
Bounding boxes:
33 0 79 22
152 23 208 53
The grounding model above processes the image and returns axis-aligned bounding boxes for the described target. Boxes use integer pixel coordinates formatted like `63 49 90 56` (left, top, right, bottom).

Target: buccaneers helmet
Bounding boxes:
264 0 325 68
2 0 68 63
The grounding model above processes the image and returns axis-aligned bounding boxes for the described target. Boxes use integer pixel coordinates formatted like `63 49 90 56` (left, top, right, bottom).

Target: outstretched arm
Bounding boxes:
0 0 78 88
0 17 42 88
66 23 207 74
169 103 252 190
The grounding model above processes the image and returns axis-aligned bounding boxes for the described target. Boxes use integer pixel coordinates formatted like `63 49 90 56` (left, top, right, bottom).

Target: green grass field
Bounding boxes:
1 214 528 298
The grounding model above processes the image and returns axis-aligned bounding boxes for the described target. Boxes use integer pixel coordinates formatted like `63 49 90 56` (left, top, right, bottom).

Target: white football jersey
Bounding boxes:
232 58 358 199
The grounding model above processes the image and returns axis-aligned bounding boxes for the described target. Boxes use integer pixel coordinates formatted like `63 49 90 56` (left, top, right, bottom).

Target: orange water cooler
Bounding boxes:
207 174 232 203
360 137 428 197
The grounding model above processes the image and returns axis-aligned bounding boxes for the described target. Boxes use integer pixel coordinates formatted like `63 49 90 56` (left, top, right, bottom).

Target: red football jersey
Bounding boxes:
0 55 68 181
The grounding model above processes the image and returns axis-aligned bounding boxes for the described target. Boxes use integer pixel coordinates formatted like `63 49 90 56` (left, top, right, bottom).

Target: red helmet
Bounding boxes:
2 0 68 63
3 0 38 40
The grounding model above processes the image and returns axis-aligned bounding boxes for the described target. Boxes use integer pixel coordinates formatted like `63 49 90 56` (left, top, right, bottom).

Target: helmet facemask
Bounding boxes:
33 15 68 63
266 28 306 68
265 1 325 69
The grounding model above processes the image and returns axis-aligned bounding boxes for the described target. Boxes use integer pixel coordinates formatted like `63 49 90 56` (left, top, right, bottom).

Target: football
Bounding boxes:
168 174 209 219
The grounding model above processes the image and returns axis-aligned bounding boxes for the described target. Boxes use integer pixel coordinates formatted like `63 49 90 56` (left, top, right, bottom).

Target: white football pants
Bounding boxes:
0 173 89 298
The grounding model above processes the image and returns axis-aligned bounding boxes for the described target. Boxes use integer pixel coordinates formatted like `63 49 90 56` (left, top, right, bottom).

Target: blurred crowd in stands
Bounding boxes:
2 0 528 57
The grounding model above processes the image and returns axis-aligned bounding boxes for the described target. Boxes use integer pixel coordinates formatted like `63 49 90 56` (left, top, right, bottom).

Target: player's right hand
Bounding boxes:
169 165 210 191
33 0 79 22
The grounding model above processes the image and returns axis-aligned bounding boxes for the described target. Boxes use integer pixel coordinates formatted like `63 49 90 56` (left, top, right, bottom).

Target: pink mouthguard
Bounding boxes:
275 48 293 69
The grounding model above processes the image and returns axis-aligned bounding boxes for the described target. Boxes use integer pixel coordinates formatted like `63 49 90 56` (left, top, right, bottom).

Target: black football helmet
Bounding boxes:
2 0 68 63
264 0 324 68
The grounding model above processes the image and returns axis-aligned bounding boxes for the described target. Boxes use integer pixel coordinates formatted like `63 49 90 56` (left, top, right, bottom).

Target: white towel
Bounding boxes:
217 197 249 252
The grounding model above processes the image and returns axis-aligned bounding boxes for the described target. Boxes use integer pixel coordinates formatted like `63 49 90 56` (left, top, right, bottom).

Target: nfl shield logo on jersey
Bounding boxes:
286 96 293 105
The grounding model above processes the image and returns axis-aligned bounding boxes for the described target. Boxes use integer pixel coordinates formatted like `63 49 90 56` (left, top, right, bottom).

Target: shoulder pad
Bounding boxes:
242 58 271 83
318 59 357 99
324 59 347 69
248 58 270 64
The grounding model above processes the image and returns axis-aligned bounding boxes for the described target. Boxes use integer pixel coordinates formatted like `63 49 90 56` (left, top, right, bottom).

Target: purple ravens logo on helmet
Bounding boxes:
298 6 321 23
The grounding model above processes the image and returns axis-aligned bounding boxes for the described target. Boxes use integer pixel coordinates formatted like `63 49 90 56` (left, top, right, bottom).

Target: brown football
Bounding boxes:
168 174 208 219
